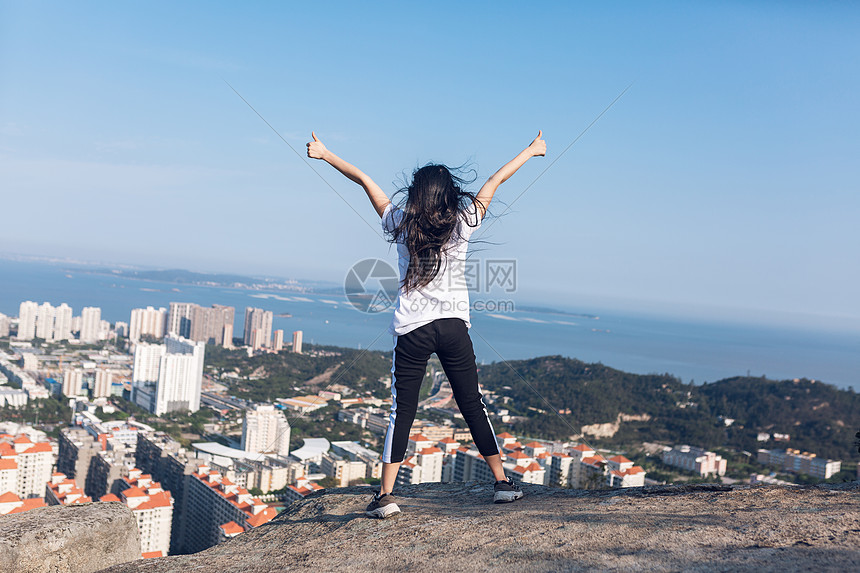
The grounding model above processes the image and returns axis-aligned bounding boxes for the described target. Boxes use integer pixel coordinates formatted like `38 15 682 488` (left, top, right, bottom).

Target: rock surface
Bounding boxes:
0 501 141 573
102 482 860 572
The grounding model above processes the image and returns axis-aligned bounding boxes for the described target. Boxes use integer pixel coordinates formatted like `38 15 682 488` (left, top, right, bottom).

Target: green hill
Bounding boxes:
476 356 860 462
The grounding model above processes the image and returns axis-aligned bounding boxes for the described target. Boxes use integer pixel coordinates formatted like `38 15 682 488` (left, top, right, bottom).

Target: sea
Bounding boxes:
1 258 858 390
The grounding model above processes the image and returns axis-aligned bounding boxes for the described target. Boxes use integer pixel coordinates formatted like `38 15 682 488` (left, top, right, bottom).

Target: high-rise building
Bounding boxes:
167 303 195 339
16 302 38 340
114 321 128 339
292 330 303 354
156 337 205 415
133 343 165 384
92 368 113 398
272 330 284 352
79 307 101 343
105 469 174 558
129 306 167 343
222 323 234 348
35 302 55 341
98 320 111 341
0 313 10 338
183 465 277 554
243 308 272 348
0 434 55 499
57 428 102 489
62 369 85 397
132 337 205 415
54 304 73 341
241 405 291 456
190 305 235 346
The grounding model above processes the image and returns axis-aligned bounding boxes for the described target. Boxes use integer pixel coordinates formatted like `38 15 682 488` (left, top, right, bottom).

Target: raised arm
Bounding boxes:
306 132 391 218
474 131 546 219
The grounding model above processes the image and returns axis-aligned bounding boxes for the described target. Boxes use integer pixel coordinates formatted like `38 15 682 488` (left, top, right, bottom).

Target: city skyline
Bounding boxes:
2 3 858 326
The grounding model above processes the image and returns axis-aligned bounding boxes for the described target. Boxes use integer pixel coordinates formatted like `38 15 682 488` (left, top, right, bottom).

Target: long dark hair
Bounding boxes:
386 164 483 294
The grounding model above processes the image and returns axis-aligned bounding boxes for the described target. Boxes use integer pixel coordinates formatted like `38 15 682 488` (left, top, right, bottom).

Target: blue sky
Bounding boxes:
2 1 858 328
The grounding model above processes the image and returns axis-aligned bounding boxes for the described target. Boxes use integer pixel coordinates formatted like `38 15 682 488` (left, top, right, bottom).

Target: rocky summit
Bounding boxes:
99 481 860 572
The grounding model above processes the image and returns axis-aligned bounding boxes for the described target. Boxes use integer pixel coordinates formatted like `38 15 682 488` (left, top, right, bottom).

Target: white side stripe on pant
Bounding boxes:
382 335 398 463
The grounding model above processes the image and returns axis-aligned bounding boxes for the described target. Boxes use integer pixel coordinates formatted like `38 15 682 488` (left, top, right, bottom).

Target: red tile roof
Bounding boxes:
100 494 122 502
0 459 17 470
496 432 515 439
141 551 163 559
408 434 430 442
246 506 277 528
22 443 53 454
524 441 544 448
609 455 632 464
10 498 46 513
419 447 443 455
12 436 32 444
220 521 244 536
136 491 172 510
122 486 147 498
438 437 457 443
0 491 21 503
571 444 593 452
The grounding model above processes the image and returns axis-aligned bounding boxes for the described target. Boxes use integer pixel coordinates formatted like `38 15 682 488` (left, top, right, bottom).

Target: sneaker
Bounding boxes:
365 491 401 518
493 478 524 504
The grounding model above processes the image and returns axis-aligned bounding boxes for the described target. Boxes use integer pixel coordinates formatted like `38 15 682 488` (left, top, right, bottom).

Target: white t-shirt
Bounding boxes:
382 202 482 336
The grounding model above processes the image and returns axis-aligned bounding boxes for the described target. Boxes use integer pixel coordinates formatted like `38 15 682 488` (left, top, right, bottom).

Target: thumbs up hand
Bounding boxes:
527 130 546 157
307 132 329 160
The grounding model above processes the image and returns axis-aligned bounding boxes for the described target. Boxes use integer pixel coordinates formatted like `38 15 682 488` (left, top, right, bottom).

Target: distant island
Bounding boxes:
80 267 338 293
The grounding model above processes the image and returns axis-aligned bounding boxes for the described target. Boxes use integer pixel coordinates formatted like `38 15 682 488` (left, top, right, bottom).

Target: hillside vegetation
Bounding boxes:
477 356 860 461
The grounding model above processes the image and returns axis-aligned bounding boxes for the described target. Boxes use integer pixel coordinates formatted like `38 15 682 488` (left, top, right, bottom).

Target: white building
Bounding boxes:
0 387 28 408
79 307 101 343
272 330 284 352
22 354 39 371
320 452 367 487
54 304 73 341
35 302 55 341
92 368 113 398
606 455 646 488
0 434 55 499
106 468 174 558
0 313 10 338
62 369 85 398
757 448 841 480
292 330 303 354
133 343 165 384
17 301 38 340
241 405 291 456
130 306 167 343
662 445 727 477
132 337 205 415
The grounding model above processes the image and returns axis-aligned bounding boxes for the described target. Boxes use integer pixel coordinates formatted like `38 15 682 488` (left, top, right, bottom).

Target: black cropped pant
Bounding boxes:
382 317 501 463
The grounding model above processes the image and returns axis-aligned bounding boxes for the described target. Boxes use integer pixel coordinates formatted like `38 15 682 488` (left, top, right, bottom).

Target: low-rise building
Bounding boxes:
320 452 367 487
662 445 727 477
757 448 841 480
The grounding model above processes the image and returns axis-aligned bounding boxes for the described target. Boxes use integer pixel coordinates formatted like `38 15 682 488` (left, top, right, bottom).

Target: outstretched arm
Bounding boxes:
474 131 546 219
306 132 391 218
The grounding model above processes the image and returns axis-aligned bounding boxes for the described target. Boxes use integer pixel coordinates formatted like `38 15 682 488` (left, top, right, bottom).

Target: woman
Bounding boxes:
307 131 546 517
